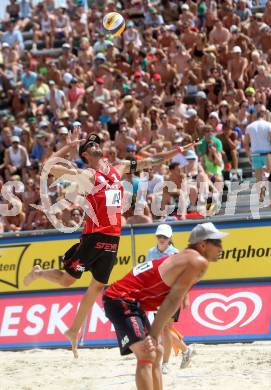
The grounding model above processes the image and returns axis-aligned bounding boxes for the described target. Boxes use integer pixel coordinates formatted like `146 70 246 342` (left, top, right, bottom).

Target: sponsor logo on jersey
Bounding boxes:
95 242 118 251
70 259 85 273
121 335 129 347
76 265 85 272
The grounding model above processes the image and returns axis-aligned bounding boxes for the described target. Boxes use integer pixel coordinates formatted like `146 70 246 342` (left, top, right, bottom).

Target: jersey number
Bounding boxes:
133 261 153 276
111 173 119 182
105 190 122 206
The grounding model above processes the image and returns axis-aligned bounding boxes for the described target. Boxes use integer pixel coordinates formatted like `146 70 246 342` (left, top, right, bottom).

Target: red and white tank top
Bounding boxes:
104 256 170 311
83 164 123 236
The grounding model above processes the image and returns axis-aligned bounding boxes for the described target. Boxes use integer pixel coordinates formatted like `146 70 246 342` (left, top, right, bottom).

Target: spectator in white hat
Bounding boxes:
56 127 69 151
146 224 178 262
146 224 193 374
183 108 205 140
59 43 76 71
178 3 196 29
4 135 30 180
208 111 221 132
44 80 67 117
244 106 271 202
1 42 18 78
227 46 248 89
123 21 142 48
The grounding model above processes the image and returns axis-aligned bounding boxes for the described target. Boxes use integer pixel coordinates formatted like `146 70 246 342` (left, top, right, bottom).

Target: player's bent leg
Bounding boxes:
152 343 164 390
161 319 173 374
23 265 42 286
65 278 105 359
130 337 157 390
24 266 76 287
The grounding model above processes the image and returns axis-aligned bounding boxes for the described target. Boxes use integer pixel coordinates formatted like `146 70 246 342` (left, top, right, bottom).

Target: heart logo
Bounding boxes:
191 292 262 330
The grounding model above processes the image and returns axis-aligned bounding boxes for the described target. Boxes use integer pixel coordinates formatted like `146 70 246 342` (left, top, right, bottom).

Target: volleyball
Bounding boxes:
102 12 126 36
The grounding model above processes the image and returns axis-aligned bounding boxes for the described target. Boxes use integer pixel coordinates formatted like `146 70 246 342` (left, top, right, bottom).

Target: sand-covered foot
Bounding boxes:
23 265 42 286
65 329 79 359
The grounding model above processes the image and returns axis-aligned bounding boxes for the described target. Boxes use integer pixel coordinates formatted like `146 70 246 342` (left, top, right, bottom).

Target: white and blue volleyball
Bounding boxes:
102 12 126 36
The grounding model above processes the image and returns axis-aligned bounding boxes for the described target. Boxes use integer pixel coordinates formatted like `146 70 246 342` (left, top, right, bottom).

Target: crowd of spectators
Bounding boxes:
0 0 271 232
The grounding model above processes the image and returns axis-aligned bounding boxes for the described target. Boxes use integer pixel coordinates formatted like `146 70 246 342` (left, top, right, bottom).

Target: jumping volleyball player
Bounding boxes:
103 223 229 390
24 127 196 358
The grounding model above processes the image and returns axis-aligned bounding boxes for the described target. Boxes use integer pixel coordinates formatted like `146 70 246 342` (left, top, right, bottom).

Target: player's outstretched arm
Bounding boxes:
115 139 199 176
147 140 198 164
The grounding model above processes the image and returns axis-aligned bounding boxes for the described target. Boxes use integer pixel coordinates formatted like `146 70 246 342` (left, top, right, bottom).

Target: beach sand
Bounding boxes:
1 342 271 390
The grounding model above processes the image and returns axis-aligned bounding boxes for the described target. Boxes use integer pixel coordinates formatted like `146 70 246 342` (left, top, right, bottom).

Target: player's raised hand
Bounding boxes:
67 127 85 149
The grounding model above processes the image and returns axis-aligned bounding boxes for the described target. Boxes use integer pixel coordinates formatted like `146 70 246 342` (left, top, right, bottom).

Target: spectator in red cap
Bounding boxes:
133 70 149 100
86 78 110 119
96 77 104 85
152 72 161 81
151 51 177 93
179 23 198 49
151 72 166 95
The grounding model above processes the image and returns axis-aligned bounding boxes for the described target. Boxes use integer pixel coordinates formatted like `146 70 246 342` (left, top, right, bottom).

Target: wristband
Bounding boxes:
129 158 137 173
176 146 184 154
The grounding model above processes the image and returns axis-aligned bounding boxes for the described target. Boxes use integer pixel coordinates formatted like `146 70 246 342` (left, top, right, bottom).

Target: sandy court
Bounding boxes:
0 342 271 390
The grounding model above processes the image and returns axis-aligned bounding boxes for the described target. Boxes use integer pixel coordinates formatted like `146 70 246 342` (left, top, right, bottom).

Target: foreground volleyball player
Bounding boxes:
24 127 197 358
103 223 228 390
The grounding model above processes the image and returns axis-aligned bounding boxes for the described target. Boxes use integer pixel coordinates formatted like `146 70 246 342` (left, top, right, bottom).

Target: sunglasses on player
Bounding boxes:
205 239 222 247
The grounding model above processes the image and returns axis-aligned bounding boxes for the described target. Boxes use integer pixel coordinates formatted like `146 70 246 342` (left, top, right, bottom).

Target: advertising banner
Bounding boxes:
0 232 132 293
134 220 271 281
0 219 271 293
179 282 271 342
1 282 270 349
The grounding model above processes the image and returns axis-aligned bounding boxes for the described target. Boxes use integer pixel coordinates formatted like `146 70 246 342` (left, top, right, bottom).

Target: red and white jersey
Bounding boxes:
104 256 170 311
83 164 123 236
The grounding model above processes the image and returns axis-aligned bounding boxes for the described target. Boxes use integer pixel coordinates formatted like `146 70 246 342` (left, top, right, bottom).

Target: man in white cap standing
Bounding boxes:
183 108 205 141
227 46 248 89
103 222 228 390
4 135 29 180
244 105 271 202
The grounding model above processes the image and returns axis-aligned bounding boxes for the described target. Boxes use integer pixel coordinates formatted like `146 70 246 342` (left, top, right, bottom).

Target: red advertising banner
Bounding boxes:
177 283 271 342
0 283 271 349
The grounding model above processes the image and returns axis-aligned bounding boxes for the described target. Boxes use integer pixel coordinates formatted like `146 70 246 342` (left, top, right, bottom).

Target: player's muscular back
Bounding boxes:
159 249 208 287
